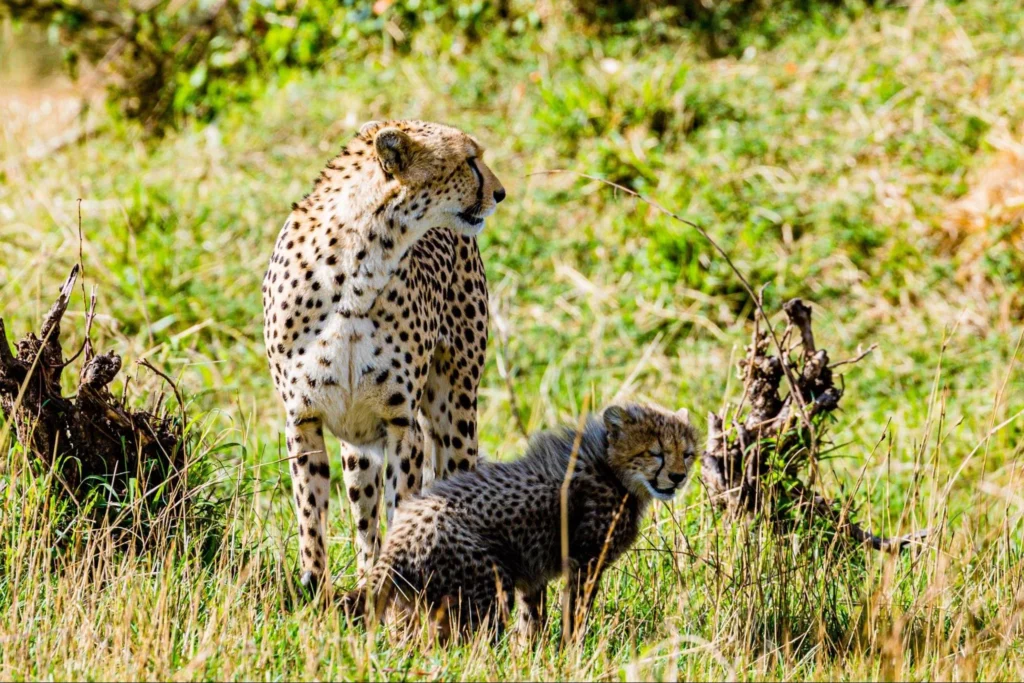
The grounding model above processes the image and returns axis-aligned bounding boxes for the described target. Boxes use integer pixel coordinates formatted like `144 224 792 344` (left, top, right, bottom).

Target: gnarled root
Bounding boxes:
0 266 183 498
700 298 928 553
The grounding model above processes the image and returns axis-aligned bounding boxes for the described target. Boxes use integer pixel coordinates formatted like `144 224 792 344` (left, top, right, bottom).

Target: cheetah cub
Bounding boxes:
343 402 697 643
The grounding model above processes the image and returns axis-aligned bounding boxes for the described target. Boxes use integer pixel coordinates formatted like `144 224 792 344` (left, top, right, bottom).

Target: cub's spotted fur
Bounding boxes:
344 402 697 642
262 120 505 591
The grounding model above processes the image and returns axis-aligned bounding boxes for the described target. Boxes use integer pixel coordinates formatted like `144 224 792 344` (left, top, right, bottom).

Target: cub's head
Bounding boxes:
358 119 505 237
604 402 698 502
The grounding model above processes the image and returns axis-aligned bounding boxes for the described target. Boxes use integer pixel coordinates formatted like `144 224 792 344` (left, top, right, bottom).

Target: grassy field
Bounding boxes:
1 1 1023 679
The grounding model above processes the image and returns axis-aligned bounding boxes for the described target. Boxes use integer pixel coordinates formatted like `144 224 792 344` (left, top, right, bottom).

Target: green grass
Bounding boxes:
1 0 1024 679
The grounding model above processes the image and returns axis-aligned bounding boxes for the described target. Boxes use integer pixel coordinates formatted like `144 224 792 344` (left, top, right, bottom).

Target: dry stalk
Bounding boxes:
559 402 590 648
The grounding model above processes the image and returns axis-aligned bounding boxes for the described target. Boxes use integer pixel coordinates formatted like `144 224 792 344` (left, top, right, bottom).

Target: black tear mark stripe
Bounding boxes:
652 438 667 479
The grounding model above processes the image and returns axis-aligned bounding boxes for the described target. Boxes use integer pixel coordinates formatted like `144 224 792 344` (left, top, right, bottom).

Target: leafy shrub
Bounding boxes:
568 0 884 56
0 0 507 131
0 0 881 132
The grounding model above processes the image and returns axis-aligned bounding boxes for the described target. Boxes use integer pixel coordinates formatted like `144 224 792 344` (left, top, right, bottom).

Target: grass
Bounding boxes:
1 0 1023 679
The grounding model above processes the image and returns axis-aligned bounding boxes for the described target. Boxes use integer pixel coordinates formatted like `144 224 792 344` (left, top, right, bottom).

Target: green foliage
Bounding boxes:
0 0 518 130
2 0 890 132
568 0 883 56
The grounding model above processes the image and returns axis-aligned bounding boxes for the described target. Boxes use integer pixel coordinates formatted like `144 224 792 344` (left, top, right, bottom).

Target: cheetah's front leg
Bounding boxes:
423 353 482 480
286 418 330 594
339 439 384 581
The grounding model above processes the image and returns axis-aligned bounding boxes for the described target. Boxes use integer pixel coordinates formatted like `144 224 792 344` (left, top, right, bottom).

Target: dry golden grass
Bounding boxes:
943 129 1024 325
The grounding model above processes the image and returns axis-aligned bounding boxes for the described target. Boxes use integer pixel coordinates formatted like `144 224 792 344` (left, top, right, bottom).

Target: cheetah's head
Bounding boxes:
359 119 506 237
604 402 698 503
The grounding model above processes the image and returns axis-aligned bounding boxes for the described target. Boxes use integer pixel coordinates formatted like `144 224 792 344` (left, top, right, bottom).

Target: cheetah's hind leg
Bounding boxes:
422 343 482 480
416 410 438 488
383 417 425 523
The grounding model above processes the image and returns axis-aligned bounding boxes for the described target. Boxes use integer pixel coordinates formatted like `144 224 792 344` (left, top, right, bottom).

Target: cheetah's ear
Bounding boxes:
676 407 690 423
603 405 633 434
374 127 413 177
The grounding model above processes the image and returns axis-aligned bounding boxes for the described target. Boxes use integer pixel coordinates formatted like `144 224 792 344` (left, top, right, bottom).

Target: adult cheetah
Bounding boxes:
262 120 505 592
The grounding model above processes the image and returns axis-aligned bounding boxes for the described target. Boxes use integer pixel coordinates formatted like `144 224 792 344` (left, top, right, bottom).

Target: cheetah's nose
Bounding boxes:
493 188 506 204
668 472 687 485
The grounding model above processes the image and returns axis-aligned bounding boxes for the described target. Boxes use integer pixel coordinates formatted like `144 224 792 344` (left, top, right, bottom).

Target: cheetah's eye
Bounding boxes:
648 450 664 461
466 157 483 183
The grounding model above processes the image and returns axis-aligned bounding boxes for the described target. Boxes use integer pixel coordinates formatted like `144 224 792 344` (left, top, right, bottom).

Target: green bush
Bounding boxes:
568 0 883 56
0 0 509 131
0 0 882 131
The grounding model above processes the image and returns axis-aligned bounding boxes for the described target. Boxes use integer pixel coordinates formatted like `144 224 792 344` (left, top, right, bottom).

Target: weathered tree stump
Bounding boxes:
700 298 928 552
0 266 183 500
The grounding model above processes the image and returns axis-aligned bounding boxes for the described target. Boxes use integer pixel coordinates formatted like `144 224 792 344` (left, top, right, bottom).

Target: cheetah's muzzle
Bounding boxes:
457 211 484 227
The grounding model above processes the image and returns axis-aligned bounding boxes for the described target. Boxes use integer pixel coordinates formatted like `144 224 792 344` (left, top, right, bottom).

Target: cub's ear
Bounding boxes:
603 405 633 434
374 127 413 177
675 407 690 423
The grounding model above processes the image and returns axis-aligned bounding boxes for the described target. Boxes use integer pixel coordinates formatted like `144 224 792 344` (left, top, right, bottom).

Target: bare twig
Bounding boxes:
830 344 878 369
40 264 80 346
138 358 187 429
560 402 590 649
783 298 815 355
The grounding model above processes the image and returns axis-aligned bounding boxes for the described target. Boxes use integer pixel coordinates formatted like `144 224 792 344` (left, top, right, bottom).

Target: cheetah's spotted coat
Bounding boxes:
262 120 505 590
345 402 698 643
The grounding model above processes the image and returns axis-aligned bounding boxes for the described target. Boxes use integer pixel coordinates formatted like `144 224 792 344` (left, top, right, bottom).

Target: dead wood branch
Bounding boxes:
0 266 184 496
701 298 927 553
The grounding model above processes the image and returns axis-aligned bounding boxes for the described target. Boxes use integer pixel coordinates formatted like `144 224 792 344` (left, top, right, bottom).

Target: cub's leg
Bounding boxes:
476 563 515 640
563 559 602 647
429 563 513 642
339 439 384 580
426 595 458 645
286 417 330 593
512 585 547 648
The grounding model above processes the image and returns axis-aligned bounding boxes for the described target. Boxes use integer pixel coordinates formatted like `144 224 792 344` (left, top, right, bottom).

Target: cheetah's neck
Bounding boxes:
290 172 425 317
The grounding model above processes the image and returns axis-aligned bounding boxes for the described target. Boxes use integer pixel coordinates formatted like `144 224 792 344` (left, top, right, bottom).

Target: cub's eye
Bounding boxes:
648 450 664 461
